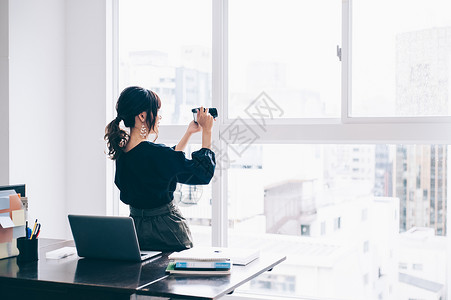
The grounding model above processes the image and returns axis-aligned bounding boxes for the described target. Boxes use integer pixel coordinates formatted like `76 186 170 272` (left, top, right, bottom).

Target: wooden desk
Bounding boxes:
0 239 286 300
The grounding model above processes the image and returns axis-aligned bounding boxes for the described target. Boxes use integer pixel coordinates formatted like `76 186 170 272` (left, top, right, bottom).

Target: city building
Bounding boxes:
395 145 447 235
396 27 451 116
398 227 446 299
375 144 394 197
394 27 451 236
121 47 211 125
228 197 400 300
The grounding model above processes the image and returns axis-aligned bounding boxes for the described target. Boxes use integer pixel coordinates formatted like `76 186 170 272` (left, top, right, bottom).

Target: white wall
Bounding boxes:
1 0 111 238
65 0 110 228
8 0 67 237
0 0 9 185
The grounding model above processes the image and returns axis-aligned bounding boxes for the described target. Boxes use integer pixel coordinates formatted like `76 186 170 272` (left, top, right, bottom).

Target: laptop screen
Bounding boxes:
68 215 160 262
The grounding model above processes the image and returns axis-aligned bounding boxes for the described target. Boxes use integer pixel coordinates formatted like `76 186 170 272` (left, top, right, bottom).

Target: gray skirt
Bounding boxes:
130 201 193 252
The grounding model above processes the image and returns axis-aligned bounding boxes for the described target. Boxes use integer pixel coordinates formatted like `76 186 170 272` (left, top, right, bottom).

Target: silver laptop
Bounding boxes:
68 214 161 262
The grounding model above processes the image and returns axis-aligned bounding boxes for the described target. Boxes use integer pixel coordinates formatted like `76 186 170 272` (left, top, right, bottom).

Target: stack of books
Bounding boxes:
166 246 260 275
166 247 233 275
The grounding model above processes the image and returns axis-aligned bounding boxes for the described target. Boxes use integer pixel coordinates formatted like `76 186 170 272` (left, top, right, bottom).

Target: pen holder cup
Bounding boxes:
17 237 38 263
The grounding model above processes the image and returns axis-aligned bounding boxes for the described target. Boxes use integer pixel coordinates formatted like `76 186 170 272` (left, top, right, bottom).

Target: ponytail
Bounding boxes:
106 86 161 159
104 117 128 160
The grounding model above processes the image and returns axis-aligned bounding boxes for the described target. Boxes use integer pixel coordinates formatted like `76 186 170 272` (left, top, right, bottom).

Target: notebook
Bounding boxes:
68 214 161 262
168 246 260 265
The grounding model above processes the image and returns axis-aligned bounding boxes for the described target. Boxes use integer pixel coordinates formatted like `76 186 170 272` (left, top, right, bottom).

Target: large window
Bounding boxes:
227 144 447 299
352 0 451 117
118 0 212 125
116 0 451 299
228 0 341 119
118 0 213 243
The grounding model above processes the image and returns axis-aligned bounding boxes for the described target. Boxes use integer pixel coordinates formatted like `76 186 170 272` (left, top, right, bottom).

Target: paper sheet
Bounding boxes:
46 247 77 259
0 243 10 258
0 196 9 210
0 216 14 229
12 210 25 226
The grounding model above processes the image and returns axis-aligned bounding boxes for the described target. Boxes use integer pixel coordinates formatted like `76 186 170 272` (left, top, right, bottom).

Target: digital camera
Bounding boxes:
192 108 218 123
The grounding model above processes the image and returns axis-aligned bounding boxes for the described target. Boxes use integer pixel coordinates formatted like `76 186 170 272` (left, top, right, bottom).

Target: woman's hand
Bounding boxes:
196 107 214 133
186 120 201 135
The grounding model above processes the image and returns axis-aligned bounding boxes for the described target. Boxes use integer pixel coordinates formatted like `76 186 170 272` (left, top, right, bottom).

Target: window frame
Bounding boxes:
113 0 451 243
112 0 451 297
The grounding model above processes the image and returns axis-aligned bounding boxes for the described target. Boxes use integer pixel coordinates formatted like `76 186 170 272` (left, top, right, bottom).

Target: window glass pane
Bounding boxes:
118 0 212 125
227 144 448 299
352 0 451 117
118 143 212 245
228 0 341 119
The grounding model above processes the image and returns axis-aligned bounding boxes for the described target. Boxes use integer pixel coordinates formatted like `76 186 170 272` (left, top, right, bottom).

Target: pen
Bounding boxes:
25 221 28 239
32 223 41 239
30 219 38 240
36 224 41 238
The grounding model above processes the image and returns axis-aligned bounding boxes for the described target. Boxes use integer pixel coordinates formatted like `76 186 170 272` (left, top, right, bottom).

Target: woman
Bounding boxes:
104 86 215 251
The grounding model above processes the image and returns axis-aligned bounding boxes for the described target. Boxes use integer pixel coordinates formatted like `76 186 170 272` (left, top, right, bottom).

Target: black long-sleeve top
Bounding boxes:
115 141 216 209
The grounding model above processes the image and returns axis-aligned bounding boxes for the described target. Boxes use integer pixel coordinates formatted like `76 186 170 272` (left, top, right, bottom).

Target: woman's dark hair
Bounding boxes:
104 86 161 160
